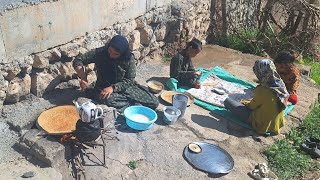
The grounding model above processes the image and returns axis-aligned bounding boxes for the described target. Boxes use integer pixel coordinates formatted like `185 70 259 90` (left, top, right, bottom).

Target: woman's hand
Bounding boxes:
195 70 202 76
240 99 247 104
79 79 89 92
100 86 114 99
240 99 252 105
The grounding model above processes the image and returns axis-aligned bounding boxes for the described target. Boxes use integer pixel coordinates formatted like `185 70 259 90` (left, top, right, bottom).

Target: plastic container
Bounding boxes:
172 94 188 118
163 106 181 125
124 106 158 130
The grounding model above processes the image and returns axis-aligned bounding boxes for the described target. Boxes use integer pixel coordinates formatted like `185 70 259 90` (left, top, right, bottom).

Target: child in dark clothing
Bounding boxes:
274 50 300 105
170 38 202 88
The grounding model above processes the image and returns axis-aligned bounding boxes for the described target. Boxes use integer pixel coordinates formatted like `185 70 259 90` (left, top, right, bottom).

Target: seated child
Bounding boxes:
224 59 289 135
274 50 300 104
170 38 202 88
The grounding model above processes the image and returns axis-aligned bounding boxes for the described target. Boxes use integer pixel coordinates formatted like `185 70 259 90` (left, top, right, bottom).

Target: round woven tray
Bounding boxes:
37 105 80 135
160 91 194 106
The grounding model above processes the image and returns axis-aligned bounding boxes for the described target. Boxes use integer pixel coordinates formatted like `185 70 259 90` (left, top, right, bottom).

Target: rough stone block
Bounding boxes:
87 63 95 72
0 27 6 64
48 62 76 80
135 16 146 29
20 62 33 76
132 51 141 60
114 20 137 36
50 48 62 62
0 75 8 111
79 47 89 55
195 21 201 29
57 62 76 78
32 51 51 69
139 26 153 45
59 43 80 58
5 75 31 103
152 14 165 24
155 26 167 41
83 32 105 50
31 72 62 97
165 20 183 43
140 47 150 60
4 64 21 81
144 13 153 25
129 30 141 51
17 129 65 167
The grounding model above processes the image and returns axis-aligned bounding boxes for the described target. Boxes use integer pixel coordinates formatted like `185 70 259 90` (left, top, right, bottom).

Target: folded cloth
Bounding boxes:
166 66 295 132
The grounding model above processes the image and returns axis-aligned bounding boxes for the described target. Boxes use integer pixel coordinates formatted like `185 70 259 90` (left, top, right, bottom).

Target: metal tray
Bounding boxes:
184 142 234 174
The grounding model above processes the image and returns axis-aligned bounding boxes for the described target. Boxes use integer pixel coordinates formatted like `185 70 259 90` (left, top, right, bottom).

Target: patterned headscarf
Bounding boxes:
107 35 132 61
253 59 289 107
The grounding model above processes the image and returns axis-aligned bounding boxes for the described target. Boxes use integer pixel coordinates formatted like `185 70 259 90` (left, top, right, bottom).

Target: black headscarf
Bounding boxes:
107 35 132 61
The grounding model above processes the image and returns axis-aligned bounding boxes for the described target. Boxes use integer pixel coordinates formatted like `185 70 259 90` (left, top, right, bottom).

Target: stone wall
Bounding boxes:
209 0 261 40
0 0 212 108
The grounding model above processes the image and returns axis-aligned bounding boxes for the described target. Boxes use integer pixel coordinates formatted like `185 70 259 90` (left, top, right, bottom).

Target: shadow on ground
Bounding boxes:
181 146 231 179
43 88 83 106
191 113 256 138
115 109 169 134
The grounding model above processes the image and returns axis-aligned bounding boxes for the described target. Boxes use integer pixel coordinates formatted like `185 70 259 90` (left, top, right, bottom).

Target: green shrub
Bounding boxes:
224 28 263 55
299 56 320 85
265 140 312 179
264 104 320 179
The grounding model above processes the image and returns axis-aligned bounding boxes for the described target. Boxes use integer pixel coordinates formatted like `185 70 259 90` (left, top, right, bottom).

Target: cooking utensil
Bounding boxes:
160 91 194 106
184 142 234 174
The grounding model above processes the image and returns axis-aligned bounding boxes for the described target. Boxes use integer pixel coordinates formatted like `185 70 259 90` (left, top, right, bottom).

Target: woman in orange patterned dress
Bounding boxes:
274 50 300 105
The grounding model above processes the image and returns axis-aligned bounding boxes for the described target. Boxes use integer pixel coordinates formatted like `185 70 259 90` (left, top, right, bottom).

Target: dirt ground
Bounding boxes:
0 45 319 180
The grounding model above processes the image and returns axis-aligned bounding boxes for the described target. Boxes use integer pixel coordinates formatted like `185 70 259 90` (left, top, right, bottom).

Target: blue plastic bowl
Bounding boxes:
124 106 158 130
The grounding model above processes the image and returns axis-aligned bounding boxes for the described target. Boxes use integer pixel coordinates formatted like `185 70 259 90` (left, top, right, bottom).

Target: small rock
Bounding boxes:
155 26 167 41
5 75 31 103
140 47 150 60
31 72 56 97
32 51 51 68
59 43 80 57
310 79 316 84
132 51 141 60
139 26 153 45
129 30 141 51
135 16 145 28
21 171 35 178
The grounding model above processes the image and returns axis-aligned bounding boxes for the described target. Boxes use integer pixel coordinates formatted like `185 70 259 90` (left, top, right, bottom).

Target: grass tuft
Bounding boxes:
128 160 138 170
264 104 320 179
299 57 320 85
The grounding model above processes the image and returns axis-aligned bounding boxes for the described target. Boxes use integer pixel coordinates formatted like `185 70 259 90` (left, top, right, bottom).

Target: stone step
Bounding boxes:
16 129 65 167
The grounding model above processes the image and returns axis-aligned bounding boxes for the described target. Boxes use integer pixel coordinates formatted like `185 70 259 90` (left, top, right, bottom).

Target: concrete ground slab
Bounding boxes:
0 160 62 180
17 129 65 167
0 45 319 179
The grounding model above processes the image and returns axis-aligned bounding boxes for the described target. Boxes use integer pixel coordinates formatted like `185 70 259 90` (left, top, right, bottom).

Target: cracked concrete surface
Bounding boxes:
0 45 319 179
